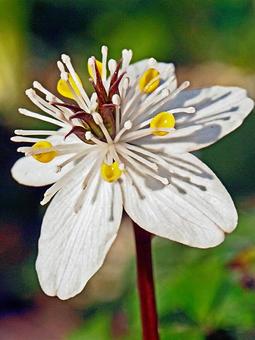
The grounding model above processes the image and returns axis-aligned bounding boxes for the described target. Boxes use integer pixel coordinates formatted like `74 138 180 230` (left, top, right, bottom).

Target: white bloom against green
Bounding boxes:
11 46 254 300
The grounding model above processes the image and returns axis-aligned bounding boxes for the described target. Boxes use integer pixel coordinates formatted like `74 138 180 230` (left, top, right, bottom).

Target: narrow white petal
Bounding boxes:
138 86 254 153
36 165 123 300
122 153 237 248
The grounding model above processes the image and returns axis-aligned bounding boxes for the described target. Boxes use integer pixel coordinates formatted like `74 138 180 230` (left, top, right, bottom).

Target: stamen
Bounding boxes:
90 92 98 111
120 127 175 143
119 152 168 185
143 76 175 106
117 144 158 171
85 131 106 146
121 89 143 121
114 120 132 143
88 57 97 82
11 136 43 143
135 104 191 130
112 94 121 133
137 88 170 117
61 54 91 109
119 77 129 100
138 81 191 123
33 81 64 104
108 144 124 169
108 59 117 78
58 70 87 110
92 112 113 144
123 143 171 170
171 81 190 98
18 108 66 127
25 89 65 121
17 144 83 157
14 129 59 136
101 45 108 82
170 107 196 114
121 49 133 71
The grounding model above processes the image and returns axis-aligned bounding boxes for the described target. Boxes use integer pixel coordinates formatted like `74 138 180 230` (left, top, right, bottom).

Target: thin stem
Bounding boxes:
133 222 159 340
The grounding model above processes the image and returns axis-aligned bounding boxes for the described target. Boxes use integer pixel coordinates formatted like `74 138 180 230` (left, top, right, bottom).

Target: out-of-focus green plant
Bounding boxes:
0 0 28 123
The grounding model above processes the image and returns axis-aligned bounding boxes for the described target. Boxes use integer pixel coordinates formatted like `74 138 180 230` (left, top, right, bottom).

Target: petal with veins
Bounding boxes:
137 86 253 153
36 162 123 300
11 155 74 187
122 152 237 248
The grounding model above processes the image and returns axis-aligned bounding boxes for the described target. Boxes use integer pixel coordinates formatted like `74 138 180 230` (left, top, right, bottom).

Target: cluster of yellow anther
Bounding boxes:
32 141 57 163
150 112 176 136
100 162 123 182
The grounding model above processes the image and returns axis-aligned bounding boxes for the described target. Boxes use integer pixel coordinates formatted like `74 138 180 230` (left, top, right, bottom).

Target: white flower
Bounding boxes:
11 46 254 300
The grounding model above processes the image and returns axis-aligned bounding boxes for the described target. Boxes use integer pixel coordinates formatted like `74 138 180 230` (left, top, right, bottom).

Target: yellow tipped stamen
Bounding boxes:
88 59 103 80
150 112 175 136
139 68 160 93
100 161 123 182
32 141 57 163
57 73 81 99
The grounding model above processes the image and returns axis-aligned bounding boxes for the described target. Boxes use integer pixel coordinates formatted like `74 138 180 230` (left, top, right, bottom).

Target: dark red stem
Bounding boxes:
133 222 160 340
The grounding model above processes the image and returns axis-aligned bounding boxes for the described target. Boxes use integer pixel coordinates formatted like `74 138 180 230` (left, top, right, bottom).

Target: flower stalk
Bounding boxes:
133 222 159 340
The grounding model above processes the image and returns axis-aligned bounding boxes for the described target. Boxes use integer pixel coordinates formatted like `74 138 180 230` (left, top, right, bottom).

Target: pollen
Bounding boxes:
57 73 81 99
100 161 123 182
139 68 160 93
150 112 175 136
32 141 57 163
88 59 103 80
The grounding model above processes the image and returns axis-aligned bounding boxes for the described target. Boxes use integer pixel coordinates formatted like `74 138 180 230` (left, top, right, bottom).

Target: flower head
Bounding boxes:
11 46 254 299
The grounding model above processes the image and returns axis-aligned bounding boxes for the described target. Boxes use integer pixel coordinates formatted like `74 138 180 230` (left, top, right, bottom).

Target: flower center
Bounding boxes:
32 141 57 163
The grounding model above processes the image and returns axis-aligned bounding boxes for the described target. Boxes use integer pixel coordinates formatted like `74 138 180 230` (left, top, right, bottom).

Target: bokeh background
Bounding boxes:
1 0 255 339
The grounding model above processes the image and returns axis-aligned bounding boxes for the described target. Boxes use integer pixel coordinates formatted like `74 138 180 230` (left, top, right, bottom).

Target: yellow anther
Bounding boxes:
32 141 57 163
139 68 160 93
100 161 123 182
150 112 175 136
57 73 81 99
88 59 103 80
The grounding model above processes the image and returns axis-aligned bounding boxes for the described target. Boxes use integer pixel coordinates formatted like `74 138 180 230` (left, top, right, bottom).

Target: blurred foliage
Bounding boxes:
1 0 255 339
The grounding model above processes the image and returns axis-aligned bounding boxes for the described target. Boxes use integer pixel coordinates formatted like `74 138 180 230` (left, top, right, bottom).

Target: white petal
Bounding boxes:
11 155 73 187
36 158 123 300
122 152 237 248
11 132 79 187
137 86 254 153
